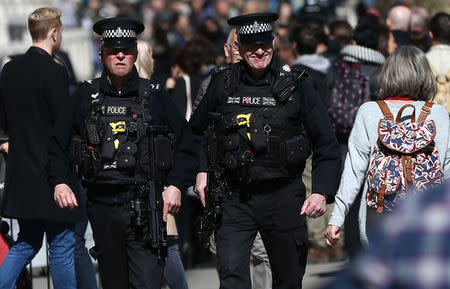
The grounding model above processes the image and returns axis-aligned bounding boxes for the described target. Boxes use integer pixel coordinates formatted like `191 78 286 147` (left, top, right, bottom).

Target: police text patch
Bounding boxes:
104 105 128 115
226 96 276 107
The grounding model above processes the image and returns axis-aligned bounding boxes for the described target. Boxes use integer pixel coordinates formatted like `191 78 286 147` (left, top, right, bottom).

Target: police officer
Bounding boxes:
71 17 197 289
191 12 341 289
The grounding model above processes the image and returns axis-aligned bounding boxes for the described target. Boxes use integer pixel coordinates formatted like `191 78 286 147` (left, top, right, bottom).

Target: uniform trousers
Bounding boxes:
216 179 308 289
87 200 164 289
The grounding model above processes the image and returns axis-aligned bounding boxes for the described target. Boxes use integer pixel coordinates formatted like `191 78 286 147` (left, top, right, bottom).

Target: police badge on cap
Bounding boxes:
227 12 279 45
93 17 144 48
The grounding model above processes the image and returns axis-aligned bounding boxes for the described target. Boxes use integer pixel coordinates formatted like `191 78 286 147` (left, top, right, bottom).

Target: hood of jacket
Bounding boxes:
340 44 385 65
292 54 331 74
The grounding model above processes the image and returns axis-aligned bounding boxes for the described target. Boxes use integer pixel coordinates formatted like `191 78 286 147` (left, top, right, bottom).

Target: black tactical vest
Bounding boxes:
77 78 173 185
216 65 311 185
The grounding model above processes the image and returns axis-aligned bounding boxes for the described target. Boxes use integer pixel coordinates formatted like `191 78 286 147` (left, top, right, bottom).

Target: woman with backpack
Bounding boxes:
325 45 450 250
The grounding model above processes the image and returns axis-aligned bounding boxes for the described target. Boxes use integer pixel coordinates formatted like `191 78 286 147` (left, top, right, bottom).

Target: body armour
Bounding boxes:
76 78 174 185
216 65 311 185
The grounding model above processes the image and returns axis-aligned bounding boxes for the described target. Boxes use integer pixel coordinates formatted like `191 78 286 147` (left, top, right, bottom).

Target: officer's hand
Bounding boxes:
325 225 340 246
0 142 9 154
54 183 78 209
162 185 181 222
194 172 207 207
300 193 326 218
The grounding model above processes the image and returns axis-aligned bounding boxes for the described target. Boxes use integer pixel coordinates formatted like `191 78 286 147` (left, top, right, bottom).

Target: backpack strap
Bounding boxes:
416 101 433 123
376 100 394 121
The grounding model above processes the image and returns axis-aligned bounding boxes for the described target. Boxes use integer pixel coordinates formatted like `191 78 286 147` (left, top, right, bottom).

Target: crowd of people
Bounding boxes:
0 0 449 289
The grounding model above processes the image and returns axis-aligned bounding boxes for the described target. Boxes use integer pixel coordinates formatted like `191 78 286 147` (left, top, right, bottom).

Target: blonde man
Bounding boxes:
0 7 80 289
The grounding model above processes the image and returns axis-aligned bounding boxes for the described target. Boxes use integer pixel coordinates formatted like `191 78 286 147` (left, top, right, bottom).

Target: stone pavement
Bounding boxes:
31 260 346 289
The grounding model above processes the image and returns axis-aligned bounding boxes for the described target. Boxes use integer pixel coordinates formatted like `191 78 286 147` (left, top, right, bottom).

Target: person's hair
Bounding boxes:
226 28 236 46
354 24 379 50
291 23 318 55
377 45 436 101
173 36 217 75
376 24 390 57
28 7 62 42
411 8 429 30
357 13 383 30
296 17 327 45
329 20 353 47
136 39 153 79
276 34 291 50
429 12 450 45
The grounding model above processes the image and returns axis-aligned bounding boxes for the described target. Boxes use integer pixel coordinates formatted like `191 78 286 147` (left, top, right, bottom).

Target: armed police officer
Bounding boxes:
70 18 198 289
191 12 341 289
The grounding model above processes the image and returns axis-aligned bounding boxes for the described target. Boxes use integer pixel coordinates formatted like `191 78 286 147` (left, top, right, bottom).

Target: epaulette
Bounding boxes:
140 78 162 93
78 79 98 91
211 64 231 76
278 64 308 80
273 65 307 103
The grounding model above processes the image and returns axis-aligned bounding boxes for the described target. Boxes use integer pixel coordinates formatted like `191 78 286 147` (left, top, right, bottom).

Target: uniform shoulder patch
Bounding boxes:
140 78 162 93
78 78 100 95
211 64 231 76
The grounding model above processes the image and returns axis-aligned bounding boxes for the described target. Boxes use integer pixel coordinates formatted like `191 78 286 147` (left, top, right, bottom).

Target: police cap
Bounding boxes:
93 17 144 48
227 12 279 45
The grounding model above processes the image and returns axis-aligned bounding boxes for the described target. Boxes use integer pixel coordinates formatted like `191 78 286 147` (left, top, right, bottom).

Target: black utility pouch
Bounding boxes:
249 116 267 152
101 125 115 160
117 154 136 169
284 135 311 167
223 152 238 169
121 142 138 155
223 134 239 151
154 135 174 171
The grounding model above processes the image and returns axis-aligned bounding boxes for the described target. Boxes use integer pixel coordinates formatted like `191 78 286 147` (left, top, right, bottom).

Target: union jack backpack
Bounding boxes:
366 100 445 213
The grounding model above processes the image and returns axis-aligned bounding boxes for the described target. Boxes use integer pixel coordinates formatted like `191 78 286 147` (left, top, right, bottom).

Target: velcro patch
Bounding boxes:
226 96 276 107
104 105 128 115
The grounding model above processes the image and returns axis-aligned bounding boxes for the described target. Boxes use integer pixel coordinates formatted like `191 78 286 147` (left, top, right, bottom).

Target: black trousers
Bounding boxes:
216 179 308 289
87 200 164 289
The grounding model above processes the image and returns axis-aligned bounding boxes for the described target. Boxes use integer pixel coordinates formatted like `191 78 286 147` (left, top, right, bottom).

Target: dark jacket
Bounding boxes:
0 47 81 222
291 62 329 106
190 56 341 197
170 74 202 118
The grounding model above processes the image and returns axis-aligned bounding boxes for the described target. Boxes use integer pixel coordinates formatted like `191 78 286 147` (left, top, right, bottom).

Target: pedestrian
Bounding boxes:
0 7 81 289
325 45 450 249
191 12 341 289
426 12 450 112
386 5 413 47
69 17 198 289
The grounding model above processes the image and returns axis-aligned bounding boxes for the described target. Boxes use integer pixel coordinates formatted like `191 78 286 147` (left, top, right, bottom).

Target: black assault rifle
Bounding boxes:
198 112 225 247
131 125 171 260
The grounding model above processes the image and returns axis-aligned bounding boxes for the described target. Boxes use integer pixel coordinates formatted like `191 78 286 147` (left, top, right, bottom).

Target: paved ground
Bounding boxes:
31 260 346 289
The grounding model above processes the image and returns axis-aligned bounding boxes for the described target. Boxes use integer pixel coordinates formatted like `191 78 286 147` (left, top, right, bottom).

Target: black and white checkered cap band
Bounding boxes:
101 27 136 39
237 21 272 35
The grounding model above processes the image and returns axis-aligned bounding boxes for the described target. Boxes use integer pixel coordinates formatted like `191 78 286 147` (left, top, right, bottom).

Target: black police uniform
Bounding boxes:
190 13 341 289
71 18 198 289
